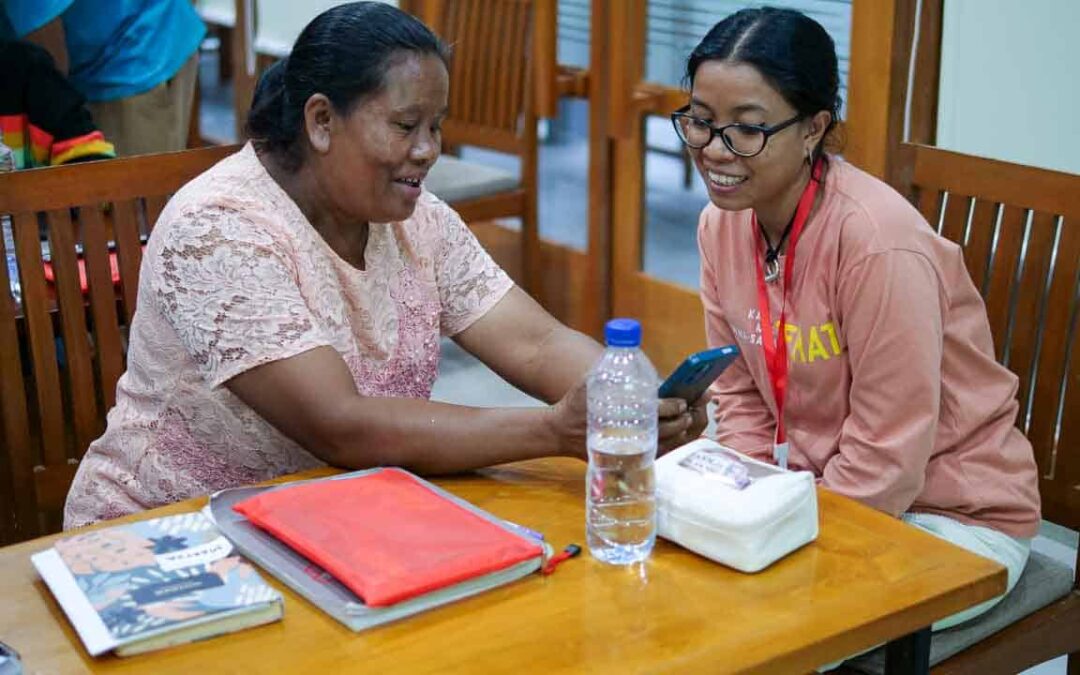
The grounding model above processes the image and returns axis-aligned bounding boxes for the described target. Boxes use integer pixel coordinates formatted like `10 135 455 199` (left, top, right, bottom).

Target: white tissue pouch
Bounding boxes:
656 438 818 573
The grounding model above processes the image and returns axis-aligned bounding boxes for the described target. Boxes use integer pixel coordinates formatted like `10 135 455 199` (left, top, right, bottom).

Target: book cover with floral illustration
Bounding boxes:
32 512 283 656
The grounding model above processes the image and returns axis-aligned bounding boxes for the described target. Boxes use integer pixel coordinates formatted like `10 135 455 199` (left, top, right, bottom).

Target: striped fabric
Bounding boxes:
1 41 116 170
1 114 114 170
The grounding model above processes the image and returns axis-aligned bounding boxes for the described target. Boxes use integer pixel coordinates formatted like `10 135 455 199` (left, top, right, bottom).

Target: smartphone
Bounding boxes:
658 345 739 403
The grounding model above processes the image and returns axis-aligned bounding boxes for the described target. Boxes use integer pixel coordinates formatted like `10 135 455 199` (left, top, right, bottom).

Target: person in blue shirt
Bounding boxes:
2 0 205 156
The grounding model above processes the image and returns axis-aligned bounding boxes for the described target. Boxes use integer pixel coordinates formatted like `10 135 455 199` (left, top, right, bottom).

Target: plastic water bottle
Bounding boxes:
0 140 17 306
586 318 659 565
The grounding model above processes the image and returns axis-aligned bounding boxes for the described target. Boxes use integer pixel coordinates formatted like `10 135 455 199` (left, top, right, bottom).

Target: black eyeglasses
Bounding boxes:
670 105 803 157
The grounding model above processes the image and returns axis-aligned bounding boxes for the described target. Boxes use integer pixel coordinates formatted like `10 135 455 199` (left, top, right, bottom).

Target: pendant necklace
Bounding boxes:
760 215 795 284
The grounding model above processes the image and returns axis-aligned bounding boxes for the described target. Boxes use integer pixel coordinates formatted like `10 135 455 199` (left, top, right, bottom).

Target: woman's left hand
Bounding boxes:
658 395 709 455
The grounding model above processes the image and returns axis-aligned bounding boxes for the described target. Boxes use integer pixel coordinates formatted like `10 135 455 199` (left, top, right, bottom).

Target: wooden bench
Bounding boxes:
0 145 238 544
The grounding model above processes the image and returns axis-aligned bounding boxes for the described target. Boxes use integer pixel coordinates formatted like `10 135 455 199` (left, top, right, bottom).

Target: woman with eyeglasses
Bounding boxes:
677 8 1039 633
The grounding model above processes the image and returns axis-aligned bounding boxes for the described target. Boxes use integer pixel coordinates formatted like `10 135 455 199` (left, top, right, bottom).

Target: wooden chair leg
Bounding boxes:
522 199 541 297
187 68 203 149
218 26 234 82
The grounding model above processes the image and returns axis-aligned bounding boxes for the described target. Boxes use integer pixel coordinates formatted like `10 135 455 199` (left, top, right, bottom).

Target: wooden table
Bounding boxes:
0 459 1005 674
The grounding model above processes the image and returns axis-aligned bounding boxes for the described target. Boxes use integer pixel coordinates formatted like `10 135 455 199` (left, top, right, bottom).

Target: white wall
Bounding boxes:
253 0 398 57
936 0 1080 175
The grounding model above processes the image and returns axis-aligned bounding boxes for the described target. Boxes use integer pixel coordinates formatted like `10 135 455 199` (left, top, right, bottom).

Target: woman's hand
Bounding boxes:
658 394 708 455
548 381 710 460
689 394 709 438
658 399 690 454
548 378 589 460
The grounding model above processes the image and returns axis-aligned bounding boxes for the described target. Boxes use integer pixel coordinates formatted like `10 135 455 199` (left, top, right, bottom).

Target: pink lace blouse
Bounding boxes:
64 144 513 528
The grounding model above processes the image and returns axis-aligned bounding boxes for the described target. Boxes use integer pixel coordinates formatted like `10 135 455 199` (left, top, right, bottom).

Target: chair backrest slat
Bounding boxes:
79 206 125 412
962 198 1000 295
1008 211 1057 428
0 224 36 541
505 0 530 133
433 0 533 152
12 211 66 469
477 0 497 128
144 194 170 232
1017 217 1059 443
464 2 485 125
496 3 516 127
45 209 101 462
937 187 968 244
984 205 1027 364
0 145 238 543
1037 222 1080 485
896 143 1080 532
112 199 145 325
1056 270 1080 520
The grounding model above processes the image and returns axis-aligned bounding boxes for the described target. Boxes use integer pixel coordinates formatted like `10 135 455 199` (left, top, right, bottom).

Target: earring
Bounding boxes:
805 148 813 166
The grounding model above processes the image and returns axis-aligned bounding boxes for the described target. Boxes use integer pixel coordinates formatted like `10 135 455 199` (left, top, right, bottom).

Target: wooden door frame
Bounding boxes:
845 0 944 182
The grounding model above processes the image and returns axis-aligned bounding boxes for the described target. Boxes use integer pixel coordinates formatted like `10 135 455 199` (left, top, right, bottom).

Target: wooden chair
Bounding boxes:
416 0 548 294
0 145 238 545
847 144 1080 674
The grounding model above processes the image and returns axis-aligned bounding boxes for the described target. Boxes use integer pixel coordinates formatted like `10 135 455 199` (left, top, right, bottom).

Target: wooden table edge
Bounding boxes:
2 463 1011 674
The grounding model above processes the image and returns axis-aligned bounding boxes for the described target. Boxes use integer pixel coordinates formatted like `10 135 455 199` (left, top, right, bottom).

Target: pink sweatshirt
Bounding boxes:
698 157 1041 538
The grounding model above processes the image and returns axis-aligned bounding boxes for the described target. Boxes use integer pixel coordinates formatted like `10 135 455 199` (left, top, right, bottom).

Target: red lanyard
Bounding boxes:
752 159 823 445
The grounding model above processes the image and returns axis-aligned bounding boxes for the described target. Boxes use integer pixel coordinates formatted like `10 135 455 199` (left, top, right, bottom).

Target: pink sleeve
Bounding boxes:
433 203 514 336
822 249 944 516
698 215 775 462
148 206 334 388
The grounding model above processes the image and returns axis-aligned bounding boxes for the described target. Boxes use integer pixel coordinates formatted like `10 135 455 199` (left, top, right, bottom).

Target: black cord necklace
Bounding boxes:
760 213 796 283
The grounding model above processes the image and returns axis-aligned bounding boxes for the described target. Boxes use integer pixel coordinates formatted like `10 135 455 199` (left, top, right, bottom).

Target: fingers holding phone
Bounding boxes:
658 393 710 455
659 398 689 454
687 391 709 439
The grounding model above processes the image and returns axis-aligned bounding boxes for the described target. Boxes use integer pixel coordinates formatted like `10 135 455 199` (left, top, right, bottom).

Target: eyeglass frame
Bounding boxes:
670 105 804 157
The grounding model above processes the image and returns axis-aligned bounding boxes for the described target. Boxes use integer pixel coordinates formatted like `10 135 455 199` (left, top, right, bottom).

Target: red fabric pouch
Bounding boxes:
233 469 543 607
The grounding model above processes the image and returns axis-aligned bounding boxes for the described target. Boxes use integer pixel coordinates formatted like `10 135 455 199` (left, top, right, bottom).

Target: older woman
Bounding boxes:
65 2 703 528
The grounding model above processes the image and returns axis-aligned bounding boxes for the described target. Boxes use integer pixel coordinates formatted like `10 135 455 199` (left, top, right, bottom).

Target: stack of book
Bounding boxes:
34 467 549 657
32 512 283 657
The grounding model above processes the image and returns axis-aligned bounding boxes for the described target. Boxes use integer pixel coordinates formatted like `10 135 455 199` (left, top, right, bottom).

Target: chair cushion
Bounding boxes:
846 550 1074 674
425 155 520 204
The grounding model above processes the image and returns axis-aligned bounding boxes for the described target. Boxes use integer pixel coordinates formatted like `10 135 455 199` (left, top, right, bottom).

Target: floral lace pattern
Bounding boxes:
64 144 513 528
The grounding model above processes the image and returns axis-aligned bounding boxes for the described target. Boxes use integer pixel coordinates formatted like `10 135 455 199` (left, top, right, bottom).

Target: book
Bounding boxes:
207 468 549 632
32 512 283 657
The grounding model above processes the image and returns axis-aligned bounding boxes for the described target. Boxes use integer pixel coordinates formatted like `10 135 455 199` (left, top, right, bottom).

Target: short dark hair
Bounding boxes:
245 2 449 170
686 7 841 161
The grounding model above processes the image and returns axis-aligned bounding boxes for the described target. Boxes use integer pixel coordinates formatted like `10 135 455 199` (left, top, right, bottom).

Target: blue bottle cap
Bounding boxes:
604 318 641 347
